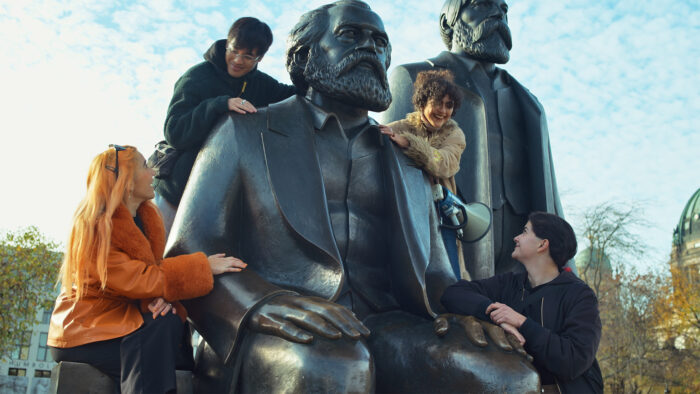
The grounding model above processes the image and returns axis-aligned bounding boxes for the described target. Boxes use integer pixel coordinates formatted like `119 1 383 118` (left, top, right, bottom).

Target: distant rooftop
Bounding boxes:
673 187 700 246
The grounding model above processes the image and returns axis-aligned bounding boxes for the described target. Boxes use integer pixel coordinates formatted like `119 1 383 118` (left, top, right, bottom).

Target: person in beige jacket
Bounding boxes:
379 69 467 278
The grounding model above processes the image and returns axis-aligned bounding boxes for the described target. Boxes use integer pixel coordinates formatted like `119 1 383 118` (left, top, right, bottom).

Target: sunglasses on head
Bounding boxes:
105 144 127 177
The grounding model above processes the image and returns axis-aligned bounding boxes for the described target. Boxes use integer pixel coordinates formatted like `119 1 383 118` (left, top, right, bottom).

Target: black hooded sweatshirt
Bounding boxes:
154 39 297 205
441 271 603 393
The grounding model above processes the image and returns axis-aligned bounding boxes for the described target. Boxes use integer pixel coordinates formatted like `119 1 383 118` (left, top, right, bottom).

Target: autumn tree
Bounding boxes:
0 226 62 361
575 202 666 393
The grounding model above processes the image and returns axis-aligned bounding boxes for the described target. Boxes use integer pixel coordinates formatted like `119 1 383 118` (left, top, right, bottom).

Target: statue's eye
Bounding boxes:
374 35 388 48
338 29 357 40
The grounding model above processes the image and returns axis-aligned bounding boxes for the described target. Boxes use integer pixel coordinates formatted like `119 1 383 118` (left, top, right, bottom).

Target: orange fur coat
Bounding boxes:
48 202 213 348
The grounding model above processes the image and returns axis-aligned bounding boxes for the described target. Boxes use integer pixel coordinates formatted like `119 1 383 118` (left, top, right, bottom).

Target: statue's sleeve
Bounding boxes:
165 116 294 363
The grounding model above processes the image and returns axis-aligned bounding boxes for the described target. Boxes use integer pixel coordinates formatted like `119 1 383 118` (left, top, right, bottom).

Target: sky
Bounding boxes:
1 0 698 272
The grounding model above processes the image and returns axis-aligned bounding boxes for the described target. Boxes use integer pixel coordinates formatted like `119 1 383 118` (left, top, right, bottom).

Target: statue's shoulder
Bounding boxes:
391 52 460 82
498 69 544 109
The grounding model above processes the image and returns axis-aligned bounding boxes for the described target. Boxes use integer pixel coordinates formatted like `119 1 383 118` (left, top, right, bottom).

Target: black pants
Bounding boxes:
51 313 184 394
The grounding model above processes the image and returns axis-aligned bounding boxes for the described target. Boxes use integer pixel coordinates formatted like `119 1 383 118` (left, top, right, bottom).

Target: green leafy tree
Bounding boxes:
0 226 62 361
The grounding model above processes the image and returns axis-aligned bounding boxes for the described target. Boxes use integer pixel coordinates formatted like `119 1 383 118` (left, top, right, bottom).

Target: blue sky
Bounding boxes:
1 0 698 272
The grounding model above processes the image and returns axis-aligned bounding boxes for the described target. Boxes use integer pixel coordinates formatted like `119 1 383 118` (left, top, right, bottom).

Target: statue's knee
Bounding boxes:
239 333 373 393
431 339 540 392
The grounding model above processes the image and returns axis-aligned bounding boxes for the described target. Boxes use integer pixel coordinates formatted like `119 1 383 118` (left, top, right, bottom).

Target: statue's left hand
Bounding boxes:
433 314 532 362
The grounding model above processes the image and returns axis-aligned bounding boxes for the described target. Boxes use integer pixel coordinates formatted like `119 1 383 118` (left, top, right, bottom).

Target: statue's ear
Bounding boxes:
292 48 309 67
439 14 453 37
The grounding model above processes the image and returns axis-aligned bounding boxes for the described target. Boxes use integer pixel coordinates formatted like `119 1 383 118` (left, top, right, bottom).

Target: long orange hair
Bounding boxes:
60 145 140 299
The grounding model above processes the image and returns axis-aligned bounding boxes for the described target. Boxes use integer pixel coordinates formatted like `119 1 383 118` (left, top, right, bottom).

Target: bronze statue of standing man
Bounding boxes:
382 0 568 280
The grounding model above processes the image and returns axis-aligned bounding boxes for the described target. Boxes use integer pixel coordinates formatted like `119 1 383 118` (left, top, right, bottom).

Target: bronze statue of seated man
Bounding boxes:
165 1 539 392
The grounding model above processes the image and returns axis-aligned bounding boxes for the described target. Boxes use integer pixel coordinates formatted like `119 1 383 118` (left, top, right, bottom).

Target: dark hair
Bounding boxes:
227 17 273 56
528 212 577 268
412 70 462 113
286 0 390 91
439 0 469 50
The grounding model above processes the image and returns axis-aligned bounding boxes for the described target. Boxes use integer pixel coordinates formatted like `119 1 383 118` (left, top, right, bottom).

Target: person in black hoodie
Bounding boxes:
441 212 603 393
154 17 297 234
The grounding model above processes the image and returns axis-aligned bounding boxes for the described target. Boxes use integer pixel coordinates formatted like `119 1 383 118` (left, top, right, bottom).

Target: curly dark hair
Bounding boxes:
411 69 462 114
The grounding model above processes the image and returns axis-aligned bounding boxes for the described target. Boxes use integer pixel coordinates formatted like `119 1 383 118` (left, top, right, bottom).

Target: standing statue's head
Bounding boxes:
286 0 392 111
439 0 512 64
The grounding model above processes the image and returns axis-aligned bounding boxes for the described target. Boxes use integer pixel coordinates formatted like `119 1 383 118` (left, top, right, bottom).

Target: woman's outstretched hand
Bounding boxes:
207 253 247 275
378 125 409 148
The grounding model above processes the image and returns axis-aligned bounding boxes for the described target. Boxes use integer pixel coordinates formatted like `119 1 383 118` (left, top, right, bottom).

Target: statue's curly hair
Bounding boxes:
411 69 462 114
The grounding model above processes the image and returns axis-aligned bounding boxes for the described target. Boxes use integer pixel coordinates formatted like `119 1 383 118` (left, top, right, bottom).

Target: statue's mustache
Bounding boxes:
475 19 512 49
338 51 388 89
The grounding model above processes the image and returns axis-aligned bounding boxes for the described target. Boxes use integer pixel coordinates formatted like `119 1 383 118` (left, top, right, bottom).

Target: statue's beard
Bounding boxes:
453 18 512 64
303 47 392 112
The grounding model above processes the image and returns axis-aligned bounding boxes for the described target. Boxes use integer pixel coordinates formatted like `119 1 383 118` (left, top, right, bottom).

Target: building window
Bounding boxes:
8 368 27 376
34 370 51 378
10 331 32 360
37 332 50 361
41 309 52 325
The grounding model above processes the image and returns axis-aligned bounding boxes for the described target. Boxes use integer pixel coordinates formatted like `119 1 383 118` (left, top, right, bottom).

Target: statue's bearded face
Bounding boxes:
303 5 392 112
453 0 512 64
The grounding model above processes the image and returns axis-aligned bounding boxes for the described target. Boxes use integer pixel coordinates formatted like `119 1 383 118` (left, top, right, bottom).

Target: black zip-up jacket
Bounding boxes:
154 39 297 205
441 271 603 393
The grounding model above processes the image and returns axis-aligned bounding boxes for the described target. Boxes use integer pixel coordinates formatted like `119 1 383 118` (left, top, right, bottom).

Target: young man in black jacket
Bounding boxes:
441 212 603 393
154 17 297 234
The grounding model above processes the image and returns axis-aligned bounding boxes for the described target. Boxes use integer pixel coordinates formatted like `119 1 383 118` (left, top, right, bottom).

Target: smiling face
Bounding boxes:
130 152 156 203
225 40 261 78
422 95 455 129
511 221 543 262
302 4 392 111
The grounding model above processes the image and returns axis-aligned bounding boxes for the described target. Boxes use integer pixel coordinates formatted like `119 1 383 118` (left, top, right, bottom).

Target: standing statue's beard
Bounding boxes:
303 48 392 112
453 18 512 64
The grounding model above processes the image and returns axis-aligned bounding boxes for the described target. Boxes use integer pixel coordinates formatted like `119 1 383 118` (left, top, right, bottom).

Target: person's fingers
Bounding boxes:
252 313 314 344
485 303 498 314
229 257 248 269
230 106 246 114
481 321 513 351
458 315 488 347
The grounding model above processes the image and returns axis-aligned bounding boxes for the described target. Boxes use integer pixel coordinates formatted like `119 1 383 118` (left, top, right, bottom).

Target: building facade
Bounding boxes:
0 308 56 394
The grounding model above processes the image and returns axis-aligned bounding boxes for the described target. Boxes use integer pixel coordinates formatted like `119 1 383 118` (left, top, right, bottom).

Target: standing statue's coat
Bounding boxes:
382 51 565 279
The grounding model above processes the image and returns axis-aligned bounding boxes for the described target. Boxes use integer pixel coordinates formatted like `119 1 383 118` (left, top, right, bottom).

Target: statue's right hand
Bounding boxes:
249 295 370 344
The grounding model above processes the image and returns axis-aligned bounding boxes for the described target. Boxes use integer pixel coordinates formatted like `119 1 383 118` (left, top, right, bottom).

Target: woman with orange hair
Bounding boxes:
47 145 246 393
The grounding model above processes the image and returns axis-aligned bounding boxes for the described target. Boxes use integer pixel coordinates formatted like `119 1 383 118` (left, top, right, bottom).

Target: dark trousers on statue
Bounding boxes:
50 313 185 394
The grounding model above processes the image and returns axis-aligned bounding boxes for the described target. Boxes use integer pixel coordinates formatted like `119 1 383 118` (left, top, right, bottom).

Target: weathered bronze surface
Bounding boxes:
381 0 567 280
165 1 538 392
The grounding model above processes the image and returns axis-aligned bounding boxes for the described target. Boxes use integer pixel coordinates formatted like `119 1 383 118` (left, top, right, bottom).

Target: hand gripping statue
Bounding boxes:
382 0 567 280
167 1 539 392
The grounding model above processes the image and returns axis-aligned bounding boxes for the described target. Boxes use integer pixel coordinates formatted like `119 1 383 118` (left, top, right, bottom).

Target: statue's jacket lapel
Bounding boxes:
264 97 440 317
